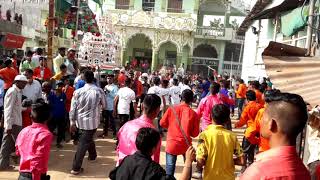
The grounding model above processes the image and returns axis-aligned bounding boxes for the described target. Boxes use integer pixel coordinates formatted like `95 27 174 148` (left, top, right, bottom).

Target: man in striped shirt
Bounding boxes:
69 70 106 175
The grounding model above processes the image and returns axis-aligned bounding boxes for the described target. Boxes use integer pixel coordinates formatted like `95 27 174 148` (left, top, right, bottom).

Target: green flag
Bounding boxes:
91 0 102 7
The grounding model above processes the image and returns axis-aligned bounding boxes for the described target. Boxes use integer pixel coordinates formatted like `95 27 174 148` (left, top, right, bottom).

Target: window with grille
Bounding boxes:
116 0 130 9
142 0 155 11
167 0 183 13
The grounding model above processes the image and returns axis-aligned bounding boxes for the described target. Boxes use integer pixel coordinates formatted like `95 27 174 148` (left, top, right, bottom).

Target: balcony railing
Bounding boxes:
115 4 130 9
0 19 22 35
167 8 185 13
196 26 225 37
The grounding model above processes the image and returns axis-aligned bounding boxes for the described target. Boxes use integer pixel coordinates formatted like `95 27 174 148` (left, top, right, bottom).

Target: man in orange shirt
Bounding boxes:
245 90 280 153
0 59 18 93
251 81 265 106
235 79 247 119
160 89 200 177
235 90 262 167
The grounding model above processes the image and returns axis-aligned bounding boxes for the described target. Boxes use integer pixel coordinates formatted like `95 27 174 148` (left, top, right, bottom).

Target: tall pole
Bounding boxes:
73 0 81 48
306 0 316 54
230 53 233 77
47 0 55 71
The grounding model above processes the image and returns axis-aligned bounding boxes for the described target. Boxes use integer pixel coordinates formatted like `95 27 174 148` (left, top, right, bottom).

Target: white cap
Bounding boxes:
14 75 28 82
68 48 76 52
114 67 120 71
33 47 39 52
141 73 148 77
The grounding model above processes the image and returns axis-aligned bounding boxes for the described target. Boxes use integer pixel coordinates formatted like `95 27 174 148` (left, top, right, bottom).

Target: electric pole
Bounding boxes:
47 0 54 70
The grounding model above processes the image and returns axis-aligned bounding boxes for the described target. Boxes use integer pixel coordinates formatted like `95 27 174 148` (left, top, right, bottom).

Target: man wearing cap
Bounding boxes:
0 59 18 94
53 47 66 75
0 75 28 170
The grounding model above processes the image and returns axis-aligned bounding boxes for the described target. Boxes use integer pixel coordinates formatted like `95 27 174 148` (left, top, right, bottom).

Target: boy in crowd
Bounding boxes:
113 78 136 129
99 74 118 138
48 81 66 148
116 94 161 166
169 79 181 105
33 57 52 82
51 64 68 82
241 93 311 179
110 127 195 180
160 89 200 177
196 104 244 180
235 90 262 167
16 101 52 180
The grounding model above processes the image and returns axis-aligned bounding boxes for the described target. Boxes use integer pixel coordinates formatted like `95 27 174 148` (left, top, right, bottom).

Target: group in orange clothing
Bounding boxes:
235 90 263 167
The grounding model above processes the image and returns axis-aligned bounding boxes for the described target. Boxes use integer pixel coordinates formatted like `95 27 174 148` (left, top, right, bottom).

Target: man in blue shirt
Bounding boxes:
99 74 118 139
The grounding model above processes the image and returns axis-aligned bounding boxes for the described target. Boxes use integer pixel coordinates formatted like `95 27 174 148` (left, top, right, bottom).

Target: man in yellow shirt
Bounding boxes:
51 64 68 81
196 104 244 180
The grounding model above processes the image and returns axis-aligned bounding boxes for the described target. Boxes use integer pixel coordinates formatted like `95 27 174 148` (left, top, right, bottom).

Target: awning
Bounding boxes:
0 33 25 49
237 0 272 36
251 0 309 20
263 42 320 106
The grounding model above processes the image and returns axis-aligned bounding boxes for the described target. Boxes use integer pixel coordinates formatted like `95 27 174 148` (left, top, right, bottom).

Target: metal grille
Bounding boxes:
115 0 130 9
167 0 183 13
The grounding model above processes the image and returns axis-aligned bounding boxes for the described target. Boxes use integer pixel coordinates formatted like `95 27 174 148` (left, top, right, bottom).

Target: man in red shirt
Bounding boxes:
33 57 52 82
160 89 200 177
241 92 311 180
0 59 18 93
117 69 127 87
16 100 53 180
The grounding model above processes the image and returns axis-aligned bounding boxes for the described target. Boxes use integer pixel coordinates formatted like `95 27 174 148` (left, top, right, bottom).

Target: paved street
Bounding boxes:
0 118 245 180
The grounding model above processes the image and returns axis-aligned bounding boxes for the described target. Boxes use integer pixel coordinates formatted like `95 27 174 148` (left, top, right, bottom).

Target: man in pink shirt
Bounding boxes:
116 94 161 165
197 82 223 131
241 92 311 180
16 100 53 180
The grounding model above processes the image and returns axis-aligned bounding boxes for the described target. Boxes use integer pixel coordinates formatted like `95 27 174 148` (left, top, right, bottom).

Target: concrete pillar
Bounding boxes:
129 0 135 9
151 49 158 71
121 49 127 67
176 53 183 68
218 43 226 74
194 0 200 14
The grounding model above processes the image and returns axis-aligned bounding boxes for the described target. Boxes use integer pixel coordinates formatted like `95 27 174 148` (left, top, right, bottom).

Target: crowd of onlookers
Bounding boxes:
0 46 318 180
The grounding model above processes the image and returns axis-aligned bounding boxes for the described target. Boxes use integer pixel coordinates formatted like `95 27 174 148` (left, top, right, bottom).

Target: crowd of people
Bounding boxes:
0 46 318 180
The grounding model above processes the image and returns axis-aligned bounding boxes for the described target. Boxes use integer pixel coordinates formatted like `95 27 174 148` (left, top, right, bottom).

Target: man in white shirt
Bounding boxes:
0 75 27 170
53 47 66 75
148 76 166 135
114 78 136 129
31 47 42 68
169 79 181 105
22 69 42 103
180 78 191 94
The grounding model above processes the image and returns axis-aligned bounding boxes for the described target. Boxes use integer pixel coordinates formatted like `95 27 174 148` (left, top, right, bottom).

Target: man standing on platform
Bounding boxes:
69 70 106 175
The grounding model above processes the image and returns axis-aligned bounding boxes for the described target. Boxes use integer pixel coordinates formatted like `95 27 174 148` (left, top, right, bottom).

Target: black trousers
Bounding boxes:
242 137 256 166
102 110 116 136
118 114 129 130
48 117 66 144
72 129 97 171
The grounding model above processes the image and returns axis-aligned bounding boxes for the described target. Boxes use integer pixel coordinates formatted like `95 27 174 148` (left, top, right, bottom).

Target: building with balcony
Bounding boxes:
92 0 248 76
0 0 73 55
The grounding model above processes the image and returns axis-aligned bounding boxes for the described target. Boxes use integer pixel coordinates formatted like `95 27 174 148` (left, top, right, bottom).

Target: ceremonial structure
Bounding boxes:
87 0 249 76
